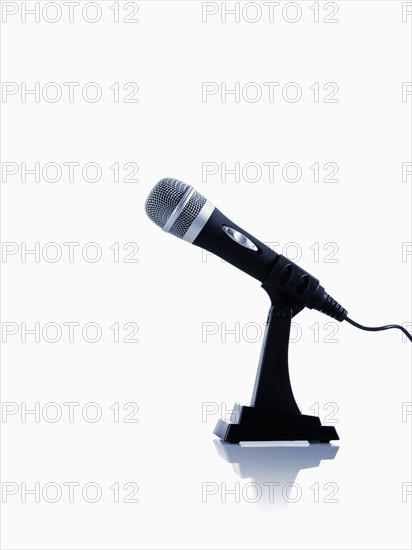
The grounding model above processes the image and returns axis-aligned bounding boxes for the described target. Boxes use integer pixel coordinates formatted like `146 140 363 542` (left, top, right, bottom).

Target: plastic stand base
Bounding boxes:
214 405 339 443
212 279 341 444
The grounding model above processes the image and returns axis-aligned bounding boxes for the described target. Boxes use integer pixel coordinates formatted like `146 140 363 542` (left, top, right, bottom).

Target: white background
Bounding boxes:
1 1 411 549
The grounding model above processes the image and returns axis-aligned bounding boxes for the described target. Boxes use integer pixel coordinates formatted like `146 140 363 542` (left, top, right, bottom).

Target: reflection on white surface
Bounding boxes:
214 439 339 510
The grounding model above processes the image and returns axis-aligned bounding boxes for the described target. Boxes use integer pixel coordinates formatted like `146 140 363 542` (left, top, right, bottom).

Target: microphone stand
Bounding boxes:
214 269 339 443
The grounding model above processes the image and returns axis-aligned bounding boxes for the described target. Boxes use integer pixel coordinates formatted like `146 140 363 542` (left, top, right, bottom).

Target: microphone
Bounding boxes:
145 178 348 321
145 177 412 444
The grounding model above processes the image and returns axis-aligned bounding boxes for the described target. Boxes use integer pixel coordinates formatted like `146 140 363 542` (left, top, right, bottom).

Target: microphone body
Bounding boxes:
194 206 278 282
145 178 347 321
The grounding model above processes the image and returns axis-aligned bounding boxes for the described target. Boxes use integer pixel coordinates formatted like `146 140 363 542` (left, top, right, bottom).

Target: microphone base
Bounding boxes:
213 294 340 444
214 405 339 444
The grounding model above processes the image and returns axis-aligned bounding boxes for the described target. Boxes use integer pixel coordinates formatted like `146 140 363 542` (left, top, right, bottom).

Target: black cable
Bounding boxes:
345 316 412 342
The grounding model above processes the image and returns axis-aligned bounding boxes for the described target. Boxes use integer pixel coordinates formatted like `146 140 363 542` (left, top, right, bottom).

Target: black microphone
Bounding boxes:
145 178 348 321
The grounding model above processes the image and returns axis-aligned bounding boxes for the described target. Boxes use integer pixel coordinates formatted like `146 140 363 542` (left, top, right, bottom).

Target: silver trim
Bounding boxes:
183 200 215 243
222 225 259 252
163 185 195 233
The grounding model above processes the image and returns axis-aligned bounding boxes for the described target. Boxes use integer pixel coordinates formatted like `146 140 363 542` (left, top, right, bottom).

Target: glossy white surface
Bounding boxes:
1 1 410 549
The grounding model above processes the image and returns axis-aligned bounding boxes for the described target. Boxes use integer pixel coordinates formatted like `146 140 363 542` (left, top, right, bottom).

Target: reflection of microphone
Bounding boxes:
145 177 348 321
213 440 339 509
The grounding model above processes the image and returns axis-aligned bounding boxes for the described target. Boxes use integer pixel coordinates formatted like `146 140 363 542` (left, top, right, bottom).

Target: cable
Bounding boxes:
345 316 412 342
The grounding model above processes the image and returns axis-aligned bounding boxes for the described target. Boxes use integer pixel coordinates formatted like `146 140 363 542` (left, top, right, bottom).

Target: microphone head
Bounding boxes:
145 178 209 240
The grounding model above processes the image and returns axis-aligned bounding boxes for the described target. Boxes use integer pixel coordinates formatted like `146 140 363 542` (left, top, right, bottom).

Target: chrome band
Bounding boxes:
163 185 195 233
221 225 259 252
183 200 215 243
